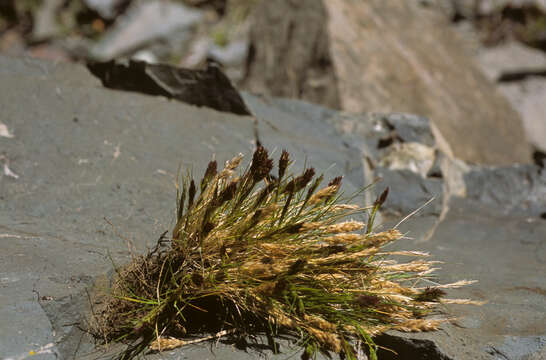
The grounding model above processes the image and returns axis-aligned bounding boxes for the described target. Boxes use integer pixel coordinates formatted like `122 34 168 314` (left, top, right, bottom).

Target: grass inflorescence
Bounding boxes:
90 147 476 359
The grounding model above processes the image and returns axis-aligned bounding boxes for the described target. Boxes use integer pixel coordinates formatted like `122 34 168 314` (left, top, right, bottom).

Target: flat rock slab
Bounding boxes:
383 196 546 360
0 55 253 359
1 55 545 360
0 55 361 359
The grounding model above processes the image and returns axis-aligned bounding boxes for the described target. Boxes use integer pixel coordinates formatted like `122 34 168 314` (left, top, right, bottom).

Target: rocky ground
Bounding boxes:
1 1 545 360
1 54 545 359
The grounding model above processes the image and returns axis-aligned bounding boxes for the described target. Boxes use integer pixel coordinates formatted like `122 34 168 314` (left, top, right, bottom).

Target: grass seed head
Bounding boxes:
278 149 290 180
90 147 478 360
415 287 447 302
201 160 217 191
217 180 238 205
308 185 339 205
325 220 365 233
328 176 343 187
250 146 273 182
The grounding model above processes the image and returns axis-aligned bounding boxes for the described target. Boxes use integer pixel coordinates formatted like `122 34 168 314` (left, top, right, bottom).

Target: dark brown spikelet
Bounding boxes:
284 168 315 194
324 245 346 255
279 188 294 223
415 287 446 302
201 160 217 191
259 159 274 182
374 187 389 207
328 176 343 187
304 174 323 203
250 146 273 182
188 179 196 210
273 278 289 295
355 294 381 307
218 180 238 205
176 185 186 221
278 150 290 180
281 222 304 234
295 168 315 192
284 179 296 193
250 146 267 173
287 258 307 275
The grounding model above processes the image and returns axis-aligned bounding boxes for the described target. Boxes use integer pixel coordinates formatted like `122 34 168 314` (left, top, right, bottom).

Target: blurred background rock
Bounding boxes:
0 0 544 162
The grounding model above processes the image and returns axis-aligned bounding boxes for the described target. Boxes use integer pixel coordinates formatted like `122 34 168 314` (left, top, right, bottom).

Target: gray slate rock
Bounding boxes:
0 55 360 360
464 164 546 217
325 111 443 214
385 195 546 360
1 55 545 360
374 167 444 217
0 54 255 359
87 59 252 115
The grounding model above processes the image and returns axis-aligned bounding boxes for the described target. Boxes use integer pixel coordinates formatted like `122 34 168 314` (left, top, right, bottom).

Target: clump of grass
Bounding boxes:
90 147 478 359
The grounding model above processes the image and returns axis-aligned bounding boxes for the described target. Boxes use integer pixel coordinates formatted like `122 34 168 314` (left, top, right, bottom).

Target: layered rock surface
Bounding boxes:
243 0 532 166
0 55 545 360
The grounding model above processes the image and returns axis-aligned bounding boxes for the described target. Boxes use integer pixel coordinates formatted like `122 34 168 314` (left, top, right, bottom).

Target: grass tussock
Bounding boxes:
90 147 477 360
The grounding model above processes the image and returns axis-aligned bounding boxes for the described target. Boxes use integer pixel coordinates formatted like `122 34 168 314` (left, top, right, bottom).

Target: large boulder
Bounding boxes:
475 41 546 153
243 0 531 164
323 0 531 165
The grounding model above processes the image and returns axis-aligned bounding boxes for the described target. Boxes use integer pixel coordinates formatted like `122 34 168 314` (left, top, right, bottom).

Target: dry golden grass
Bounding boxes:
89 147 477 360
